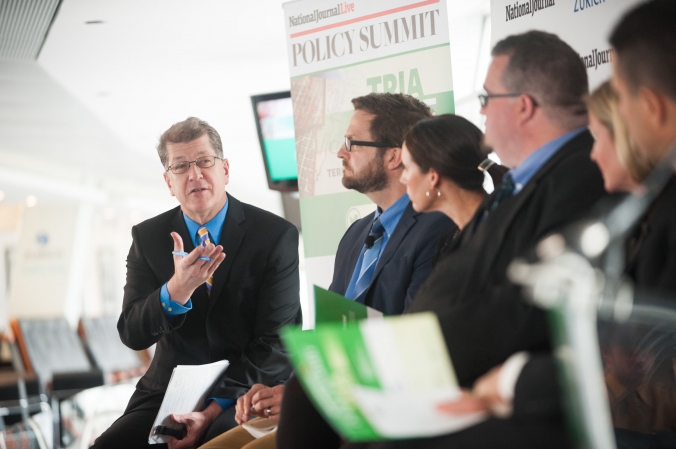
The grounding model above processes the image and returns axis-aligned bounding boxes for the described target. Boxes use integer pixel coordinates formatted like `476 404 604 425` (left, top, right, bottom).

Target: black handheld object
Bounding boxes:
153 425 187 440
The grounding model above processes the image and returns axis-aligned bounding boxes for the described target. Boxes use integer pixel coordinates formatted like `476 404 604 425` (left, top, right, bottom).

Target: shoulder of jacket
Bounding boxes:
240 201 296 232
134 206 180 233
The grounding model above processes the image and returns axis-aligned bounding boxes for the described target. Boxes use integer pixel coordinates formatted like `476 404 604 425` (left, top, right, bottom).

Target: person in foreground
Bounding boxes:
201 93 455 449
92 117 301 449
603 5 676 443
610 0 676 294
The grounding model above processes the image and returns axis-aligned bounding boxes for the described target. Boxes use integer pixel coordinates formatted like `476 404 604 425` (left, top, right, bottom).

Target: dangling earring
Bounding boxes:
425 188 441 198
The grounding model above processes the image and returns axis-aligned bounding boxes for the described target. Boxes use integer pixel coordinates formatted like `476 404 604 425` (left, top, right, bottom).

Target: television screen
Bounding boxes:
251 91 298 192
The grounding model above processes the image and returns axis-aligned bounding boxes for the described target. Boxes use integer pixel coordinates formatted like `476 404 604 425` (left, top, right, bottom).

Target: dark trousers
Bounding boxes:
276 375 341 449
277 377 572 449
91 389 238 449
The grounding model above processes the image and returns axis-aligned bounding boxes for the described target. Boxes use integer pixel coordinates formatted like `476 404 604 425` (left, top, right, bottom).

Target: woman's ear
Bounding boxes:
428 167 440 188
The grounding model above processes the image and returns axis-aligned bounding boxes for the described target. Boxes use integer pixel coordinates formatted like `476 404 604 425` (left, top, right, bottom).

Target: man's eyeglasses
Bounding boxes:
478 93 539 107
165 156 223 174
344 136 393 153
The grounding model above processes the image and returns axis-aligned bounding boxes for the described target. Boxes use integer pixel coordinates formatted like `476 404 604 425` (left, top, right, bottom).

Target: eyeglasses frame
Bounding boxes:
165 155 224 174
344 136 394 153
478 93 539 108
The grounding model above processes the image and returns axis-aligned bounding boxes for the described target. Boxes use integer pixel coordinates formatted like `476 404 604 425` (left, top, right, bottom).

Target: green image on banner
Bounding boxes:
300 191 375 258
263 137 298 181
423 90 454 115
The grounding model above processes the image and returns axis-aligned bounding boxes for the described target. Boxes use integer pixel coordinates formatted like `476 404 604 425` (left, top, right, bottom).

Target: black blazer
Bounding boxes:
409 130 607 386
626 176 676 295
117 194 301 399
329 202 455 315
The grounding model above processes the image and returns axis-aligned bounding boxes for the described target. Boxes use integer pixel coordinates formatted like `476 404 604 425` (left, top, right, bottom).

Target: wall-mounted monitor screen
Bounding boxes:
251 91 298 192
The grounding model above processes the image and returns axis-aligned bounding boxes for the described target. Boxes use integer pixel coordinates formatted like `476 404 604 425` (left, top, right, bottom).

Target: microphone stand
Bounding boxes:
508 143 676 449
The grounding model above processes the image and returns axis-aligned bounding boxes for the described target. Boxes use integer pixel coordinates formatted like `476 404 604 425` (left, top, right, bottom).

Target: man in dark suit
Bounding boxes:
92 117 301 449
409 29 606 389
610 0 676 296
329 92 456 314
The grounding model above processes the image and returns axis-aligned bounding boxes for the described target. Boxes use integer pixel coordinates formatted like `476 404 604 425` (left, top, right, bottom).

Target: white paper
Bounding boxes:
148 360 230 444
352 386 488 439
242 418 278 439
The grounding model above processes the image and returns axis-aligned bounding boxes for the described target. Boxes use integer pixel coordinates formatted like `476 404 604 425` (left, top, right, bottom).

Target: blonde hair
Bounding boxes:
587 81 653 182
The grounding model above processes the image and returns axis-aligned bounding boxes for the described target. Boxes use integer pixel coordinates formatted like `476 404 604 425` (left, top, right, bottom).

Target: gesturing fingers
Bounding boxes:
171 232 185 254
198 247 225 279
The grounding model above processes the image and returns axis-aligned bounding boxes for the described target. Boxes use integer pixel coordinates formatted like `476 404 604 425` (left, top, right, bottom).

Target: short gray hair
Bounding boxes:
492 31 589 130
157 117 223 168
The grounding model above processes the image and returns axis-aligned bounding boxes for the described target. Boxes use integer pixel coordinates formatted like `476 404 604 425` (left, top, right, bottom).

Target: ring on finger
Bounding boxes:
266 408 272 415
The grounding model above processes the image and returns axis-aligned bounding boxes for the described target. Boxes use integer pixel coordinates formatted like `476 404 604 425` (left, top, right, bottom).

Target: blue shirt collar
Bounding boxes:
182 197 229 246
508 127 586 193
374 193 409 237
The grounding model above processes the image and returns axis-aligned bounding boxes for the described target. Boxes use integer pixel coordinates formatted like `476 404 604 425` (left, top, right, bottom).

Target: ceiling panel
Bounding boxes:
0 0 61 60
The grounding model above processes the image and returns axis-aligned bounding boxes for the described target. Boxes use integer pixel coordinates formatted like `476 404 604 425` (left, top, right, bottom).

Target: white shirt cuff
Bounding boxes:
497 351 531 405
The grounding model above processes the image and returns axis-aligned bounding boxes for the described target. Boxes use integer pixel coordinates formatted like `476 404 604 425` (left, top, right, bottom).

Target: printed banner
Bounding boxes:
491 0 643 89
283 0 455 320
10 205 78 318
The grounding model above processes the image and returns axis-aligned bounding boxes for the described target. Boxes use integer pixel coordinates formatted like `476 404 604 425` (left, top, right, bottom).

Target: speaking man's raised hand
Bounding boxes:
166 232 225 304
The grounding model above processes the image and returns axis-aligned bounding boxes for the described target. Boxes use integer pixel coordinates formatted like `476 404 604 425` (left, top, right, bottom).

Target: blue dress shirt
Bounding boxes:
507 127 586 194
160 198 229 315
344 193 410 300
159 198 232 410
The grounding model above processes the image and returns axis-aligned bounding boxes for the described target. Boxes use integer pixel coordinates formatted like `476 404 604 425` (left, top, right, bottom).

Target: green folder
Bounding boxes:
281 313 482 442
314 285 383 325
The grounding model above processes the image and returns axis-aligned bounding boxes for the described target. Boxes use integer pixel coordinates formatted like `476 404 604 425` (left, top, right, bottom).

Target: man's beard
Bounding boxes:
342 153 389 193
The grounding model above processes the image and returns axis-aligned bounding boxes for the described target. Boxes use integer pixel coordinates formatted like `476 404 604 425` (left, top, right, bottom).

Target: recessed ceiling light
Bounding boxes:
85 20 105 24
26 195 38 208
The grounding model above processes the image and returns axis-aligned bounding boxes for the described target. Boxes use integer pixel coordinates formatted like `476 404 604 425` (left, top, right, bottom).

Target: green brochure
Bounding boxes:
281 313 487 441
314 285 383 325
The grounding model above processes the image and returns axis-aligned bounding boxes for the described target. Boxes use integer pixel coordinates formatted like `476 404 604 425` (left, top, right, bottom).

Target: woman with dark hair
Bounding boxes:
400 114 506 232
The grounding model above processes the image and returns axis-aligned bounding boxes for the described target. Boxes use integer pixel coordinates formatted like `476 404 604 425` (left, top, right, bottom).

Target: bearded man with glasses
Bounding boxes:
92 117 302 449
333 92 456 315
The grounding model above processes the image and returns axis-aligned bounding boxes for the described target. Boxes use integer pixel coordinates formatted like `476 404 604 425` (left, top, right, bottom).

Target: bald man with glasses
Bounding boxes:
92 117 302 449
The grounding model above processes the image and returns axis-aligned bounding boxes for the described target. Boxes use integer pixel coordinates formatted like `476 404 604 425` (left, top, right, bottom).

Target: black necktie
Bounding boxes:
489 174 515 211
364 217 385 249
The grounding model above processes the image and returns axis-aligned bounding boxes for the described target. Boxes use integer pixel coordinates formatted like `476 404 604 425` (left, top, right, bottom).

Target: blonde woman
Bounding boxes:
588 80 652 191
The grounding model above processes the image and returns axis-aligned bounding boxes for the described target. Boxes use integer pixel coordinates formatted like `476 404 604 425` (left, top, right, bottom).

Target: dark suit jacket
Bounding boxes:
329 202 455 315
626 176 676 295
409 130 607 387
117 194 301 400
